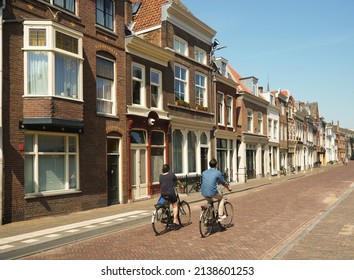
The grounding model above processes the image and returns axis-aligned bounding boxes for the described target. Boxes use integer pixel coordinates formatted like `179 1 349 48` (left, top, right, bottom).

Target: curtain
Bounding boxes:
28 52 48 95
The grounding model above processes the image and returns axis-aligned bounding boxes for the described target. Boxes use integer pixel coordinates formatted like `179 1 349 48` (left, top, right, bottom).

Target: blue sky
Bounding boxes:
186 0 354 129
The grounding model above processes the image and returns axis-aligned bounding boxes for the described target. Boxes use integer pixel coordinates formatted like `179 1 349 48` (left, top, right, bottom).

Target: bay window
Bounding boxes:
24 21 83 100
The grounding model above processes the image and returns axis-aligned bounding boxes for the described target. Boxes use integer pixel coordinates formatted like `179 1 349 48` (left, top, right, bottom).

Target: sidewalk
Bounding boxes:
0 166 333 259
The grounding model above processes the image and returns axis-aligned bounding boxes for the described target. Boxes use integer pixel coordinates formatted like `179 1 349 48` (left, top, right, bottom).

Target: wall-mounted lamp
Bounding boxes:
148 118 155 126
212 39 220 50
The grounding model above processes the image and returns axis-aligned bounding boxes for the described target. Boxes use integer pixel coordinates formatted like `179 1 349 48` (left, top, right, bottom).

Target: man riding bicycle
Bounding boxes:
159 164 182 228
201 158 231 222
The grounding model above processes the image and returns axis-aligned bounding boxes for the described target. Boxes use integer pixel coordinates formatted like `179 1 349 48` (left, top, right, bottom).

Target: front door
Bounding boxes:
107 155 119 205
107 138 120 205
130 148 148 200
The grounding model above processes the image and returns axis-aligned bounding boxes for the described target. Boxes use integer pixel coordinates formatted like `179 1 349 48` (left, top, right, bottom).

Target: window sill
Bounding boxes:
25 189 82 199
96 113 120 120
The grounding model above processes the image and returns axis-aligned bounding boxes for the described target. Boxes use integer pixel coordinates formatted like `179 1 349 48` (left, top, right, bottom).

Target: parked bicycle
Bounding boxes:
280 166 287 176
199 186 234 237
152 188 191 235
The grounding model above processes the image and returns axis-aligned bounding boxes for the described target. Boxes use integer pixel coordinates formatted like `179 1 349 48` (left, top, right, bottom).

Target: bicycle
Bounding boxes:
152 188 191 235
199 187 234 237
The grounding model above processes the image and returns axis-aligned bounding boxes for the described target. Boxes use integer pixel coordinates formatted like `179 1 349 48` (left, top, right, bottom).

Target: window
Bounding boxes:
217 138 228 178
96 0 114 30
24 21 83 99
173 130 183 173
150 69 162 109
173 36 188 56
200 132 209 172
132 2 142 15
174 64 187 102
130 130 146 144
274 120 278 139
194 47 206 64
132 64 145 106
25 133 79 194
151 131 165 183
258 112 263 134
226 96 232 126
187 132 196 173
218 93 224 125
247 110 253 132
221 61 227 76
96 57 115 115
195 73 206 107
44 0 76 13
268 119 272 138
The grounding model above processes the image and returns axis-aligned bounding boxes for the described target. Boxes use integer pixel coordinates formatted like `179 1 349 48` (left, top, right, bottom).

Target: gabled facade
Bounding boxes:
261 88 280 176
129 0 217 196
212 58 239 182
230 72 268 180
276 90 289 170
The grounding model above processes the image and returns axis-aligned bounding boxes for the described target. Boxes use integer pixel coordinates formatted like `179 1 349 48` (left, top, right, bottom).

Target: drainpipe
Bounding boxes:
0 0 6 225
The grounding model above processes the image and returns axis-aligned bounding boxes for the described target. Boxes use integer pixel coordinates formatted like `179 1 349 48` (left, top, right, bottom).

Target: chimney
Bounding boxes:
258 86 263 94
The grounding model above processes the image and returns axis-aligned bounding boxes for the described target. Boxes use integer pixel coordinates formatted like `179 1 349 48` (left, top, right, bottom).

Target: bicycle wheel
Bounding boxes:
199 207 213 237
152 206 169 235
178 201 191 226
218 201 234 229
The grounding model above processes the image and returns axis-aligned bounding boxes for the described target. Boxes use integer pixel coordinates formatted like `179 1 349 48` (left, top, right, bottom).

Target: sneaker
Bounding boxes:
218 215 226 222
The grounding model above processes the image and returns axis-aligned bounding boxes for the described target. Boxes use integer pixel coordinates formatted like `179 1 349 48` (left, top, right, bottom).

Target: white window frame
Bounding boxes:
132 63 146 106
194 47 206 65
174 64 188 102
150 69 162 109
274 120 278 140
268 119 273 138
151 130 166 184
195 72 207 107
96 56 116 115
247 110 253 132
173 36 188 56
218 92 225 125
24 131 79 195
23 21 83 100
258 112 263 134
226 95 233 127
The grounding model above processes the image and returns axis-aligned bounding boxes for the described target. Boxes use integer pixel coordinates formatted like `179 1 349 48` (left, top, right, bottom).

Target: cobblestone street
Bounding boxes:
20 163 354 260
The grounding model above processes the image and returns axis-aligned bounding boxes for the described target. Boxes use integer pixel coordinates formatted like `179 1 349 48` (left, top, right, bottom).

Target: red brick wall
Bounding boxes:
2 0 128 223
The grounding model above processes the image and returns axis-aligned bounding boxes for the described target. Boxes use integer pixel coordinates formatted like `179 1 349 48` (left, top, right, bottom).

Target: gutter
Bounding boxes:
0 0 5 225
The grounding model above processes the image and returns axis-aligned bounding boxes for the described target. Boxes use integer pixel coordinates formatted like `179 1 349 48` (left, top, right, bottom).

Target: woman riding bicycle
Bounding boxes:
201 159 231 222
159 164 182 228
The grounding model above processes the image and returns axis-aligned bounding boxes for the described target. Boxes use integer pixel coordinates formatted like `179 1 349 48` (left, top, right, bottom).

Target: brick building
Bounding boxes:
1 0 128 224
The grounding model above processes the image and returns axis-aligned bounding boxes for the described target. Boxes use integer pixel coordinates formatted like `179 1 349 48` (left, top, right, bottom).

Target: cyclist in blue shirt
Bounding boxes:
201 158 231 221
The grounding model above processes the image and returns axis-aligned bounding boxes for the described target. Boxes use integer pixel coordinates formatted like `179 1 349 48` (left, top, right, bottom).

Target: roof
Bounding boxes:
226 64 251 94
131 0 167 31
131 0 193 32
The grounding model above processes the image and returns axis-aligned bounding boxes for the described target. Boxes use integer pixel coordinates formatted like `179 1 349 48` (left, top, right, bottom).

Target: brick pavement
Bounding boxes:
14 161 354 260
